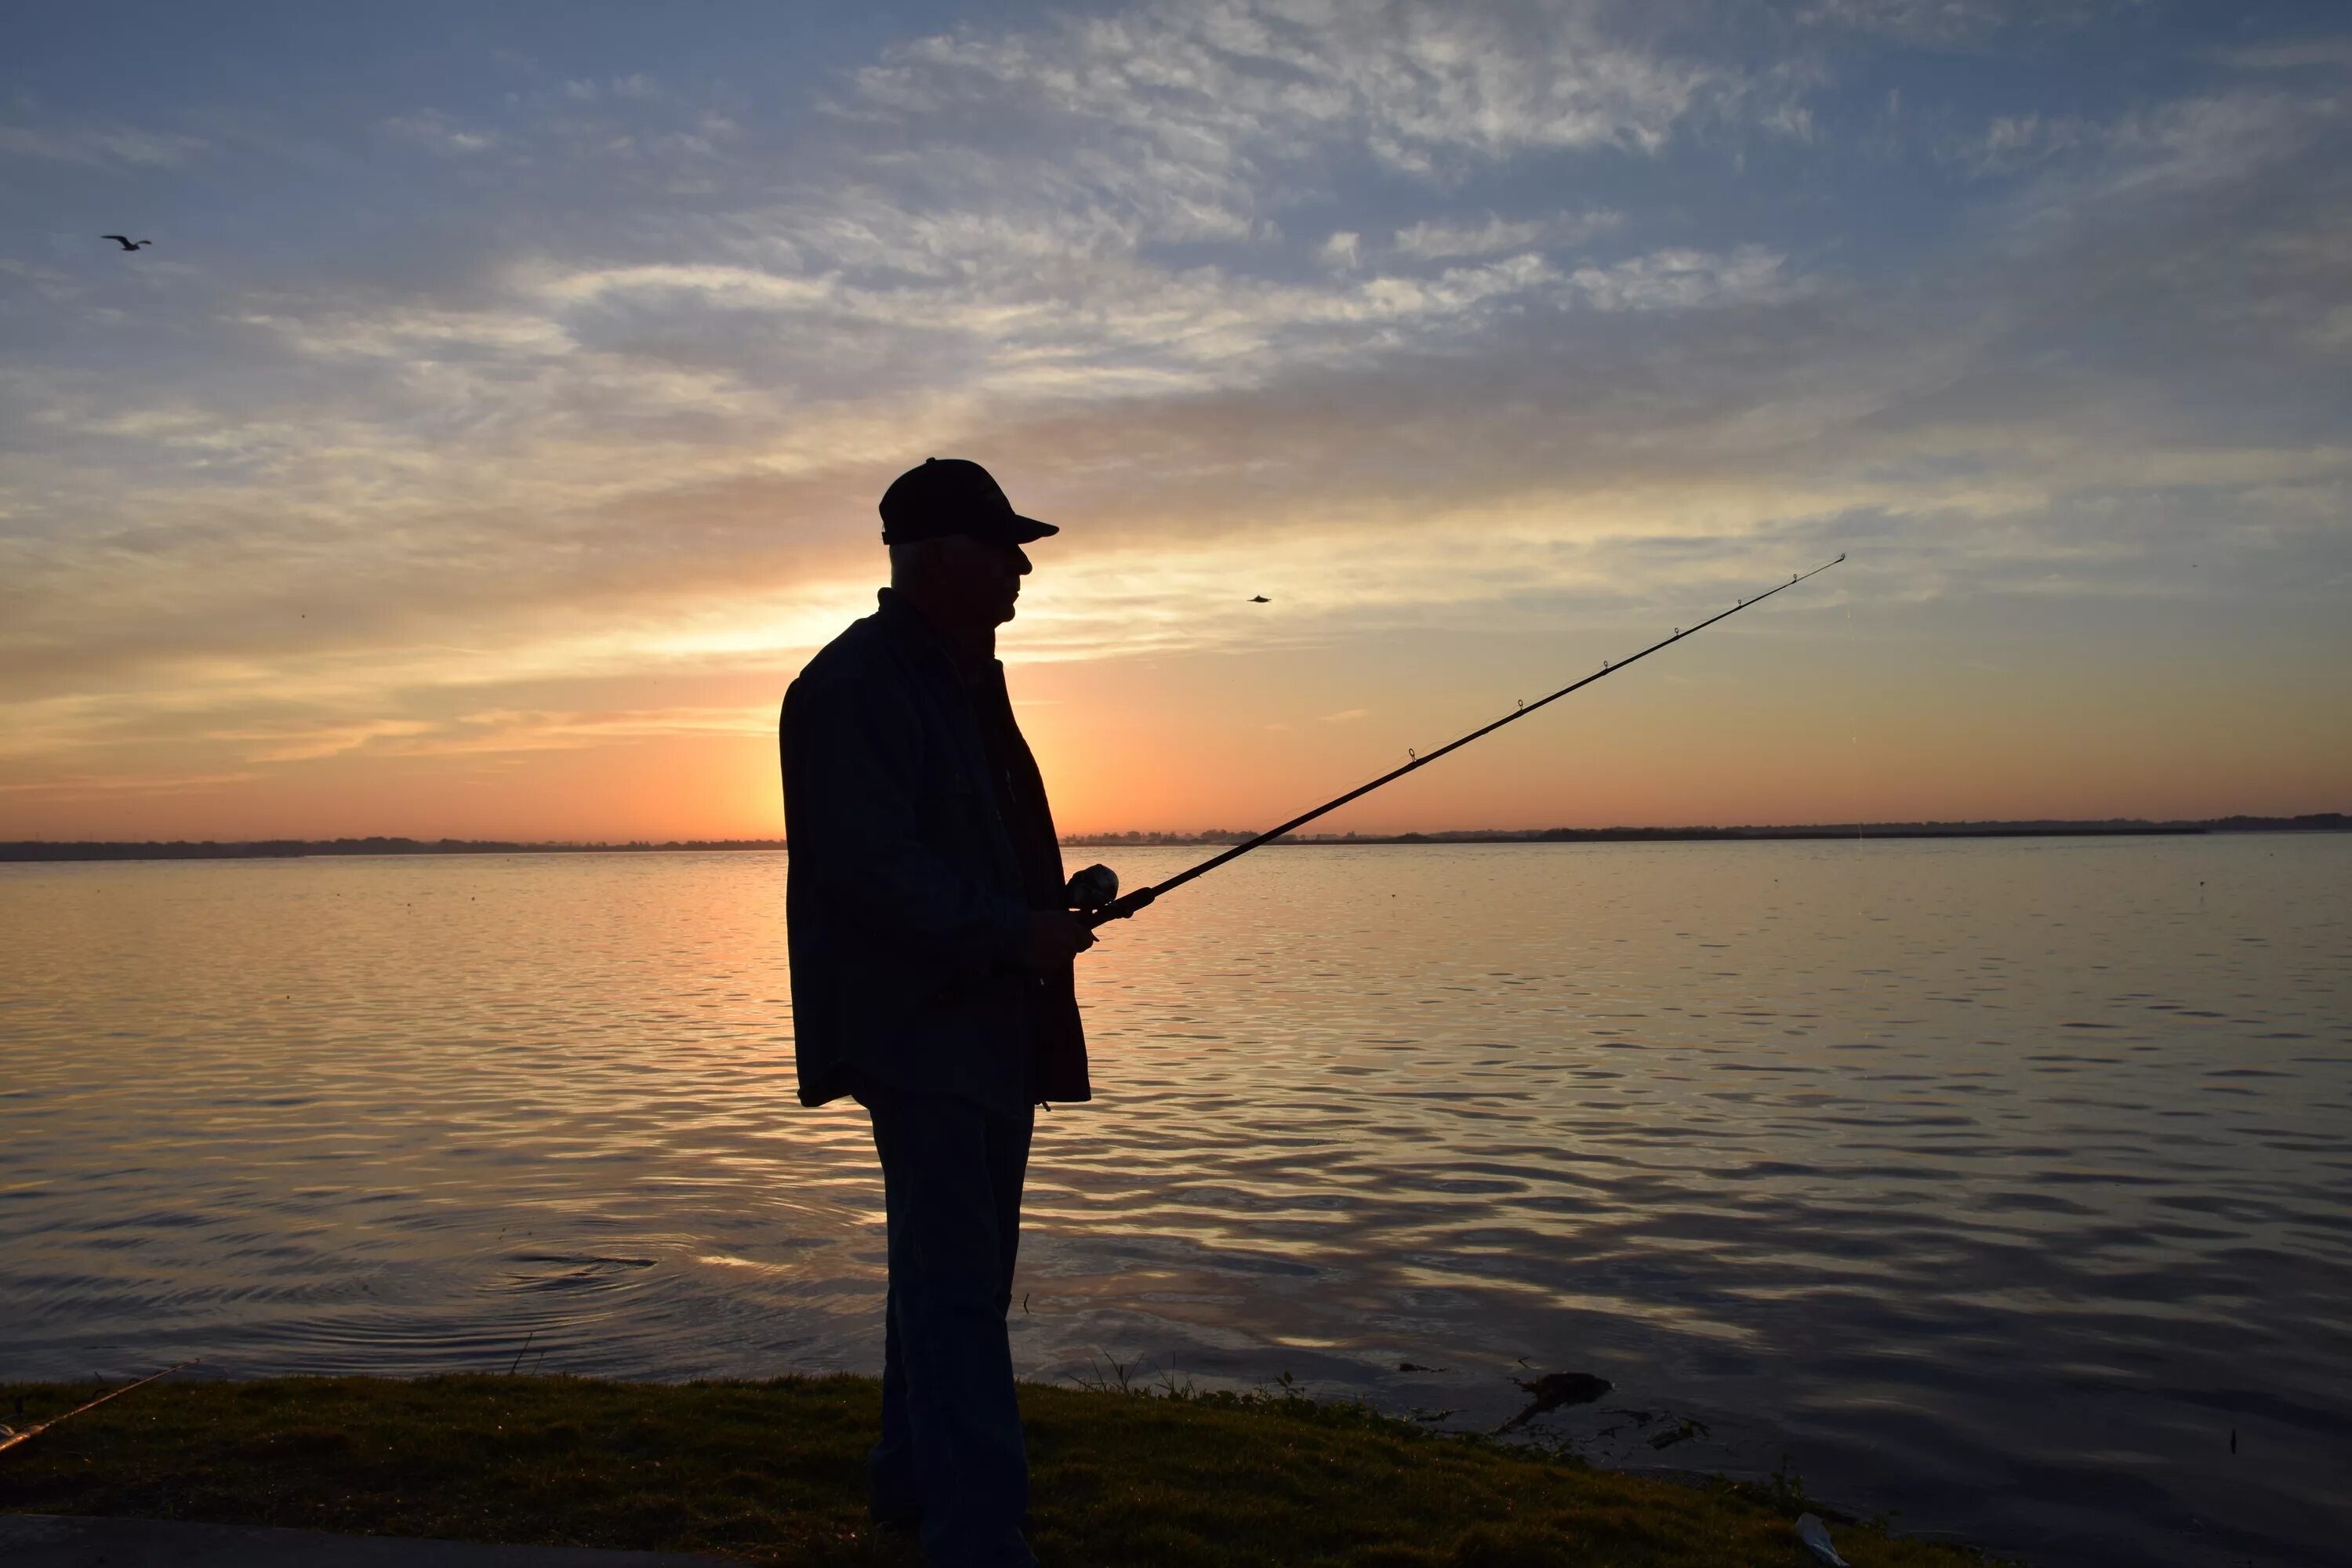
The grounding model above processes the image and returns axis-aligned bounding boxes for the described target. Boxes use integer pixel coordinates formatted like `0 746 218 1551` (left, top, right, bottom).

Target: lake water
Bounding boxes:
2 838 2347 1566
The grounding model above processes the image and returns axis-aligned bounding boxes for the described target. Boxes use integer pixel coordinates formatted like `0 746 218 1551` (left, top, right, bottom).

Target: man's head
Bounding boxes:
888 533 1031 630
880 458 1056 633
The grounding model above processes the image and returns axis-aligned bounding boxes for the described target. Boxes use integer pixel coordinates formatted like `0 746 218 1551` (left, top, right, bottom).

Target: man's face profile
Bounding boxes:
929 532 1031 628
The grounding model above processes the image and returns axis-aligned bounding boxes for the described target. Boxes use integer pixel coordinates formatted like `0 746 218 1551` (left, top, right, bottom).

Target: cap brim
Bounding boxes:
1007 515 1058 543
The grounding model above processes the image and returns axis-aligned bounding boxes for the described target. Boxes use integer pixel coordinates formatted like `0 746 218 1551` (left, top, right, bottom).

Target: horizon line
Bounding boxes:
2 811 2346 861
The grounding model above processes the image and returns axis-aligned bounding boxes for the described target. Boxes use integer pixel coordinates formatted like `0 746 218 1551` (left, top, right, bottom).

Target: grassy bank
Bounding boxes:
0 1374 1991 1566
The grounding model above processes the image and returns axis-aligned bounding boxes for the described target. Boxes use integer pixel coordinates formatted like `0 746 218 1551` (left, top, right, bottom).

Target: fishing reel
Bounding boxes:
1066 863 1156 925
1065 863 1119 911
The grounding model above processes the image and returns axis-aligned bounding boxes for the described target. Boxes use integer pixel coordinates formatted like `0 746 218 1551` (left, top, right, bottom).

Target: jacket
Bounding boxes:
780 589 1091 1112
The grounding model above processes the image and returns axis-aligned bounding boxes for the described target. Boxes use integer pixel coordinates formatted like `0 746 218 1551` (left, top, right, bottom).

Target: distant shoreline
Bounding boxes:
2 815 2343 862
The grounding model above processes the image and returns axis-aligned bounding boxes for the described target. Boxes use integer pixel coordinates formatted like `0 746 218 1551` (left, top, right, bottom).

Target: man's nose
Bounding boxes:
1012 546 1032 576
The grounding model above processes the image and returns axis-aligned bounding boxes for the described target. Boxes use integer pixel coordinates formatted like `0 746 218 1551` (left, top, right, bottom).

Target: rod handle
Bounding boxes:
1086 887 1157 928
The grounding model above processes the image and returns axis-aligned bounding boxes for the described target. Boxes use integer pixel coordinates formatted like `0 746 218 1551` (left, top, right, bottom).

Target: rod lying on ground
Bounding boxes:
0 1360 199 1456
1082 554 1846 928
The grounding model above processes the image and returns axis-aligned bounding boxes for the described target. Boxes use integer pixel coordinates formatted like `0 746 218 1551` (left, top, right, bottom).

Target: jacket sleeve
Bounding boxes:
782 666 1032 975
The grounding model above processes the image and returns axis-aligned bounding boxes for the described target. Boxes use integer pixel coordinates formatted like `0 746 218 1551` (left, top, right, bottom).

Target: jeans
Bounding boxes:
861 1089 1037 1567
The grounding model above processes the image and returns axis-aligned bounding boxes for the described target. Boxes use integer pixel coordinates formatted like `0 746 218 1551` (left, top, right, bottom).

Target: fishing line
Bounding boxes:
1081 554 1846 927
0 1360 198 1456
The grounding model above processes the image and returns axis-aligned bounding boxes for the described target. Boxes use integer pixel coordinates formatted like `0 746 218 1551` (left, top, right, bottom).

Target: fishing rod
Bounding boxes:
1077 554 1846 927
0 1359 198 1457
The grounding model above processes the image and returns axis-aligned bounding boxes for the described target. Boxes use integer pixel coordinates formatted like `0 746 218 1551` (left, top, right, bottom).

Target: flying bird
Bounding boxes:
101 235 153 251
1250 594 1269 603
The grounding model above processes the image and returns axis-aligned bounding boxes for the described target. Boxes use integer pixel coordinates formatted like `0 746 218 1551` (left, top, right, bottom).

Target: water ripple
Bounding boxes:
3 838 2349 1566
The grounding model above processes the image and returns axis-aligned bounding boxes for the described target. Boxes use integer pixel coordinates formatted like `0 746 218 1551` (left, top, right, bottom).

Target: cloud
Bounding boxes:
343 707 773 760
1943 85 2345 218
564 74 662 103
1391 209 1621 260
0 1 1795 630
844 0 1754 226
1393 216 1546 260
3 1 2349 834
2094 91 2342 200
2213 38 2352 71
1798 0 2115 48
234 720 438 763
1568 245 1794 310
0 771 260 797
521 229 1784 408
381 111 500 156
1956 111 2089 175
0 122 207 168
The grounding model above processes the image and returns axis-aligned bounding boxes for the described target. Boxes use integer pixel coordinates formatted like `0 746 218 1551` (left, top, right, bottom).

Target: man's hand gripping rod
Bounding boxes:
1073 554 1846 928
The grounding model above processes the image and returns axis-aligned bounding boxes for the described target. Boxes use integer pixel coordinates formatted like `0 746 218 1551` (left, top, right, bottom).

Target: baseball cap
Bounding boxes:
879 457 1058 546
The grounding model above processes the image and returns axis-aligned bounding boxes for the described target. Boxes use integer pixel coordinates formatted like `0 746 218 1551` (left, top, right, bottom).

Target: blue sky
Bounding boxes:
3 0 2347 838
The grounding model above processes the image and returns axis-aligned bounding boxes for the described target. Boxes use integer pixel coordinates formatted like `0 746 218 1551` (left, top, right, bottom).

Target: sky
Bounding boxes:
3 0 2347 841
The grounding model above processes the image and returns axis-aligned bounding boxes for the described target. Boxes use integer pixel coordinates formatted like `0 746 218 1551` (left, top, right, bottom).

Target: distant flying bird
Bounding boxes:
101 235 153 251
1250 594 1269 603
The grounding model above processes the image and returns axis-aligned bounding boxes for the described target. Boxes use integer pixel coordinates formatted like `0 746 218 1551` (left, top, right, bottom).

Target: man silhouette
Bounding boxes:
780 458 1097 1567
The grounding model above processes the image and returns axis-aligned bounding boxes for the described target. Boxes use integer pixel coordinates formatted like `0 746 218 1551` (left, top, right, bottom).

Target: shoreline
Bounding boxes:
0 1373 1997 1567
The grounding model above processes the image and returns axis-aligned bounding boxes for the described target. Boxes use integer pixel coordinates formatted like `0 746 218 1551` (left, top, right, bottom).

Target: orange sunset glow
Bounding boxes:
5 5 2347 842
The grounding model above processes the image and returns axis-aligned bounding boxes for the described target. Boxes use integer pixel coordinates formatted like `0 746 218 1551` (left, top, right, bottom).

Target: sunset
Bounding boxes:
3 6 2347 1568
7 2 2347 842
